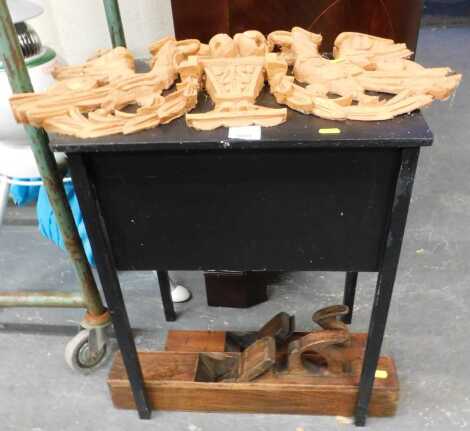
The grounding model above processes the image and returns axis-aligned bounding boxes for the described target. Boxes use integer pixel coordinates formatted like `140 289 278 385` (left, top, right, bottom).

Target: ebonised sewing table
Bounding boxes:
51 91 433 426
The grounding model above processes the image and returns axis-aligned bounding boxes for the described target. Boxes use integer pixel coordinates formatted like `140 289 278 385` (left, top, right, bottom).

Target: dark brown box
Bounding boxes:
204 271 278 308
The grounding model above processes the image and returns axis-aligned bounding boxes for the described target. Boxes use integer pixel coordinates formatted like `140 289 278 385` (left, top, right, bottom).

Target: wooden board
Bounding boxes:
108 331 399 416
165 330 226 352
108 352 398 416
84 149 403 272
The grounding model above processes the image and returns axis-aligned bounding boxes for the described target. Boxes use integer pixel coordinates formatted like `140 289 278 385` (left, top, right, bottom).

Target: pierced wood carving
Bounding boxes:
186 31 287 130
9 38 202 138
266 27 462 121
9 27 461 138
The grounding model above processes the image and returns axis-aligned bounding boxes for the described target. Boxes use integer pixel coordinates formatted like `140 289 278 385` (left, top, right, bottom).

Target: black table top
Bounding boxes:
50 89 433 154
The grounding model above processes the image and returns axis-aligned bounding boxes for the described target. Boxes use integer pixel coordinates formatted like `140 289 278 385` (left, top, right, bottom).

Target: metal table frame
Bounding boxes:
0 1 128 336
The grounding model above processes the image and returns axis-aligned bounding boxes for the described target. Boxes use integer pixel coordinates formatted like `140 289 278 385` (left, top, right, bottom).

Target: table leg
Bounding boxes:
101 272 151 419
342 272 358 324
69 155 151 419
355 148 420 426
156 270 176 321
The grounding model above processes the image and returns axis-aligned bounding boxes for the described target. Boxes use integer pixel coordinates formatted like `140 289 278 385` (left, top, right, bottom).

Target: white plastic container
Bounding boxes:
0 47 58 143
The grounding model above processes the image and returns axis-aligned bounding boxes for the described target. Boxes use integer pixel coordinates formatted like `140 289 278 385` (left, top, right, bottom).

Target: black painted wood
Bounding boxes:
156 271 176 321
204 271 270 308
60 110 432 425
343 272 358 324
84 148 400 272
68 154 152 419
354 148 420 426
50 91 433 153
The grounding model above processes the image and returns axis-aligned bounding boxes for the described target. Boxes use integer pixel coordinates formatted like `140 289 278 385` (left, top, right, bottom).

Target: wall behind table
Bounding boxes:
28 0 175 64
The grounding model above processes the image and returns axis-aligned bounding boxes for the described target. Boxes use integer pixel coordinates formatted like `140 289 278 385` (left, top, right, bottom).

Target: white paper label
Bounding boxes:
228 126 262 141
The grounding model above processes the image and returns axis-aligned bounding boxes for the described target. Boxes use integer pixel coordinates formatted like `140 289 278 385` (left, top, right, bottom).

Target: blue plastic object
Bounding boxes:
37 181 95 266
10 179 40 206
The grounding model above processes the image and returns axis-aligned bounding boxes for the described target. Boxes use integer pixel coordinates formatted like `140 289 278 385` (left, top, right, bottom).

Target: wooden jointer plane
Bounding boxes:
108 305 399 417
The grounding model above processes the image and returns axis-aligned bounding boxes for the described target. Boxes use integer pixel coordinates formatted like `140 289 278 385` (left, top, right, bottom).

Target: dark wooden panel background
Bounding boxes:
171 0 423 52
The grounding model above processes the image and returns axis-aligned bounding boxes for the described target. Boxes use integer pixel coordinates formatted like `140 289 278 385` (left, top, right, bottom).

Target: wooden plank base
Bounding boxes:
165 330 226 353
108 331 399 417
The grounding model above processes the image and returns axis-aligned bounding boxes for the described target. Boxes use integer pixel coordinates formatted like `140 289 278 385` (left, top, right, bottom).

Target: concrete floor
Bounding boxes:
1 26 469 431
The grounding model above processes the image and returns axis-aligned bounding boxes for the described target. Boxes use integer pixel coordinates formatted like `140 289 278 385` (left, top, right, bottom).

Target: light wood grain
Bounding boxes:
165 330 227 353
108 331 399 416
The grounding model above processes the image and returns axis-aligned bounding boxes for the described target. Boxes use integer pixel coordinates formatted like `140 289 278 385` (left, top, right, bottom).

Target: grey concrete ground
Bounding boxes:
0 26 469 431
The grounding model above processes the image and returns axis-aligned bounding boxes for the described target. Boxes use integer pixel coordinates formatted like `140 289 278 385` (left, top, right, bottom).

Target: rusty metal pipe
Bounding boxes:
0 291 85 308
0 0 105 316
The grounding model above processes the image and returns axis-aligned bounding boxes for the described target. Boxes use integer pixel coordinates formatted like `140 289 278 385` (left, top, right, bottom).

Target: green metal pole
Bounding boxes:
0 0 105 317
0 291 85 308
103 0 126 48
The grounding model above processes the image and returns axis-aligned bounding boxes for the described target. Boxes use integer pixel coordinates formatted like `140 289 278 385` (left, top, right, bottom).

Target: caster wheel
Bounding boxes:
65 329 110 373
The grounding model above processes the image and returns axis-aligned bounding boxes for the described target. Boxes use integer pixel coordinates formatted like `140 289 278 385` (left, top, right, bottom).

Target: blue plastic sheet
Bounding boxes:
10 179 40 206
36 181 95 266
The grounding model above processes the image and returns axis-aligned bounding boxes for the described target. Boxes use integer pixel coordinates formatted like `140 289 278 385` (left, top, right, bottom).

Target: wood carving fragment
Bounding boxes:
187 31 287 130
266 27 461 122
9 27 461 138
9 37 202 138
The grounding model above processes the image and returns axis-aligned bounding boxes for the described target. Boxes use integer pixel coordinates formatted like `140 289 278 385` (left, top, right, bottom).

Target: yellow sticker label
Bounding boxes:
330 58 345 64
319 128 341 135
375 370 388 379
